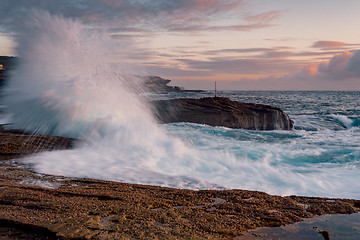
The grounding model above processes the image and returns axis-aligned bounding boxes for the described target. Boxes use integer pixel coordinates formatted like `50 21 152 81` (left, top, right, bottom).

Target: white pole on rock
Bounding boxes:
215 81 217 97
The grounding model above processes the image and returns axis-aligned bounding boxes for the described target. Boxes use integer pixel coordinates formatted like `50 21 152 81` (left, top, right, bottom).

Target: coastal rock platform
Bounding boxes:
0 130 359 239
153 97 294 130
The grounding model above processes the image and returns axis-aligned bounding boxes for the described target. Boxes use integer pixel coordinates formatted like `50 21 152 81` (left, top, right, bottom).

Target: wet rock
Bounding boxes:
320 230 330 240
153 97 294 130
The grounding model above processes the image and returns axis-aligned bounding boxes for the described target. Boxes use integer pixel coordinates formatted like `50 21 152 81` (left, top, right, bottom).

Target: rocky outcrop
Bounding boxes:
153 97 294 130
0 72 4 87
0 56 17 87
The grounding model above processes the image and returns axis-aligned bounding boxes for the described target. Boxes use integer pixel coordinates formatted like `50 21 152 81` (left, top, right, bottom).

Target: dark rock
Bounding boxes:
153 97 294 130
0 70 6 88
320 230 330 240
0 56 17 70
0 220 58 240
144 76 203 93
0 56 18 88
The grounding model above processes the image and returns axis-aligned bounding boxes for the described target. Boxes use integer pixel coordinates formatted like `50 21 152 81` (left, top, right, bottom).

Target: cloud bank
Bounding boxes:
297 51 360 80
0 0 277 34
246 50 360 90
157 48 360 90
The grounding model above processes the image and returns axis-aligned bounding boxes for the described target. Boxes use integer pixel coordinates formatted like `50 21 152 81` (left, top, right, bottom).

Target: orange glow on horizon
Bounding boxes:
171 73 286 82
303 63 319 76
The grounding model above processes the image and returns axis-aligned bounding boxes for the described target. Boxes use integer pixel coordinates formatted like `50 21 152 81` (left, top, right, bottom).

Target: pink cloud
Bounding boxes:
312 41 360 50
300 63 319 77
189 0 244 11
312 41 346 49
245 11 282 23
169 23 275 32
225 51 360 89
347 50 360 76
317 51 354 79
290 51 360 88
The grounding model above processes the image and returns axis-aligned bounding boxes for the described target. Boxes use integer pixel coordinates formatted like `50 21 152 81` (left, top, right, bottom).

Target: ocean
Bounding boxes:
1 90 360 199
153 90 360 198
1 12 359 200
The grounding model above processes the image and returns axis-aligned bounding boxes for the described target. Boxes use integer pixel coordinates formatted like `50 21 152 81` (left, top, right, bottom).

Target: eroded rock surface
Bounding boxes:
153 97 294 130
1 166 359 240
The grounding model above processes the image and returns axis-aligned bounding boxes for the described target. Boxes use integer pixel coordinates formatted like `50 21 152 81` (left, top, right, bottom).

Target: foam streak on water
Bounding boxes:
3 12 360 199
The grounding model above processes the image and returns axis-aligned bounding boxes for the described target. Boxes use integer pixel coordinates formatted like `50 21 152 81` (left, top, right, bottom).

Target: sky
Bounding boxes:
0 0 359 90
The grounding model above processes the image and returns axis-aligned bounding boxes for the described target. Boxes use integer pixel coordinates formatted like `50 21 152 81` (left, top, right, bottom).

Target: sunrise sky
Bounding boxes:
0 0 359 90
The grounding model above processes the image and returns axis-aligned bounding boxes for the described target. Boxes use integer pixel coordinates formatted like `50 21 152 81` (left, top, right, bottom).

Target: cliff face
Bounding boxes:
153 97 294 130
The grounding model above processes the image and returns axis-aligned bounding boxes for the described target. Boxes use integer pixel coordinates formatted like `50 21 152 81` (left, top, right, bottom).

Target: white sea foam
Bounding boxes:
330 114 354 129
4 11 360 199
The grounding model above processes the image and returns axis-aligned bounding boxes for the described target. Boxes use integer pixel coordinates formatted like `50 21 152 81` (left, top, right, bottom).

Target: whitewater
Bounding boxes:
1 12 360 199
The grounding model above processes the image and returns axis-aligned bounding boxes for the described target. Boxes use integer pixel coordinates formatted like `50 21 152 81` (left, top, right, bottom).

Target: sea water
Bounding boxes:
1 12 360 199
152 91 360 199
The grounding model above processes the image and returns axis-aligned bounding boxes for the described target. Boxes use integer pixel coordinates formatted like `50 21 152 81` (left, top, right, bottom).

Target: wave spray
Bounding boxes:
4 11 152 139
3 11 220 189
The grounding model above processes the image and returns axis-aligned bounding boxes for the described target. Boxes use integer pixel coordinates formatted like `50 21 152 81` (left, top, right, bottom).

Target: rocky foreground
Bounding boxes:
0 130 359 239
153 97 294 130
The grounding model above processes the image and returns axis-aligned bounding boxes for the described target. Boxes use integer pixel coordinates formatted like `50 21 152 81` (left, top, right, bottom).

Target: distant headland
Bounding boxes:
0 56 202 93
0 56 17 87
144 75 204 93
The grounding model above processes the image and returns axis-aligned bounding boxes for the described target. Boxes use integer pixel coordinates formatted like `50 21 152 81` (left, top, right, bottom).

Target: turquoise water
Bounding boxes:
2 90 360 199
154 91 360 198
2 90 360 198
